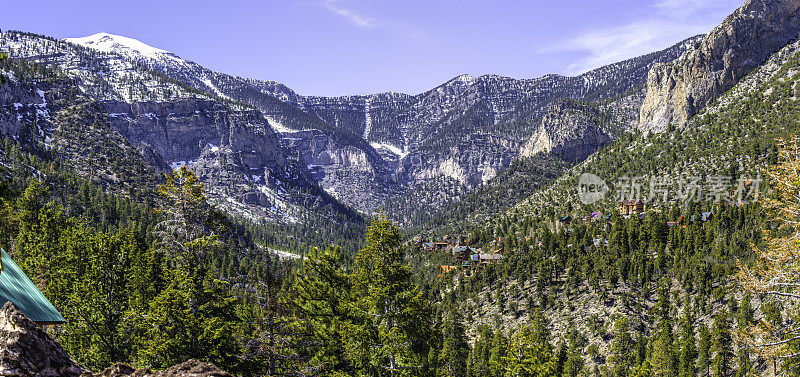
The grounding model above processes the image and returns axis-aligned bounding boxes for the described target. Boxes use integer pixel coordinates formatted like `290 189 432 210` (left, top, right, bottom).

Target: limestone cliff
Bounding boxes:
102 99 340 221
520 100 611 163
639 0 800 133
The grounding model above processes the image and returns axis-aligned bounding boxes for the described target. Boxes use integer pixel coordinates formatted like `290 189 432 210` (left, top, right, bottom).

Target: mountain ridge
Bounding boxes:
0 26 704 227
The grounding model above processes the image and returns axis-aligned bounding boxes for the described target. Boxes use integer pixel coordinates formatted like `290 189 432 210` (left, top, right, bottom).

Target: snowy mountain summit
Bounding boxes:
65 32 182 63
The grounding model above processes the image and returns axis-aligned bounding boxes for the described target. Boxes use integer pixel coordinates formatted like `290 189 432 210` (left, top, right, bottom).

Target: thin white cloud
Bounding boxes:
322 0 378 28
320 0 427 40
551 0 742 75
561 20 708 74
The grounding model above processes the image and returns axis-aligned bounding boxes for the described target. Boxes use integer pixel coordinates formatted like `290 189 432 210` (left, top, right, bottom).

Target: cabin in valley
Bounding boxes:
619 200 645 216
438 265 457 278
452 246 474 264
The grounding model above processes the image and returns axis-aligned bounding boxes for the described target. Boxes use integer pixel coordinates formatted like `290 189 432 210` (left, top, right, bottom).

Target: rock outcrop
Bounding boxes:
96 359 231 377
0 302 231 377
520 100 611 163
639 0 800 133
101 98 343 220
0 302 88 376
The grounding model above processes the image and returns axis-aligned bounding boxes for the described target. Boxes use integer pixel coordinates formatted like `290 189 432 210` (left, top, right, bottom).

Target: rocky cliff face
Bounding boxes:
0 302 88 376
0 32 359 223
53 31 696 214
277 40 696 206
0 73 169 194
399 134 522 187
639 0 800 133
102 99 337 221
277 128 395 212
520 100 611 163
0 78 54 141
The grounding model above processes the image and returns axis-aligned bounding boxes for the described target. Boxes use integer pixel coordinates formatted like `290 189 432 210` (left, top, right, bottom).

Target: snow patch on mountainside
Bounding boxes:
370 142 408 158
200 78 231 100
65 33 182 62
363 97 372 139
265 116 295 133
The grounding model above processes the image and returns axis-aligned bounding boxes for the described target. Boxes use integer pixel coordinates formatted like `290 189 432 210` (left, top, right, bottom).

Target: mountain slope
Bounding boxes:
0 28 711 230
639 0 800 133
61 32 699 218
0 31 356 227
513 25 800 223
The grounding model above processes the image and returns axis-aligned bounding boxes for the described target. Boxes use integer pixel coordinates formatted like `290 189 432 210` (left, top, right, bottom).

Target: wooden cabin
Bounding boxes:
438 265 457 278
452 246 473 264
619 200 645 216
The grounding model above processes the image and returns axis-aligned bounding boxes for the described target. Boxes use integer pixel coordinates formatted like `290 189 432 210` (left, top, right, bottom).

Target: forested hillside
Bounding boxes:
6 0 800 375
397 3 800 376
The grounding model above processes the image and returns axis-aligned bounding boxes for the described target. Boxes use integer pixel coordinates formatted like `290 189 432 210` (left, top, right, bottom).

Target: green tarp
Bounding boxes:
0 249 65 324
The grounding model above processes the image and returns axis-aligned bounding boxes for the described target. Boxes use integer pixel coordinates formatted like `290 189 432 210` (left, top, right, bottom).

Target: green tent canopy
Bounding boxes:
0 249 65 324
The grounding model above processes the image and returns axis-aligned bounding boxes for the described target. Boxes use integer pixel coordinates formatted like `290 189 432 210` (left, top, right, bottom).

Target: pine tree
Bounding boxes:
610 317 635 377
712 310 734 377
59 229 140 368
292 245 352 374
735 294 754 376
698 323 712 377
488 329 508 377
438 307 470 377
503 309 555 377
345 216 434 375
653 329 677 377
562 324 585 377
138 168 240 370
467 325 494 377
678 309 697 377
236 257 303 376
652 281 677 377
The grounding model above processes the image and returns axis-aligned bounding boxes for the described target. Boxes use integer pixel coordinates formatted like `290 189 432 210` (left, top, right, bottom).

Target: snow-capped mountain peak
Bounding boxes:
65 32 181 62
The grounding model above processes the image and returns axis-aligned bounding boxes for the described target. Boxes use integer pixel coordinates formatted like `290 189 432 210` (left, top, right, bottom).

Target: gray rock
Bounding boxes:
101 98 335 220
0 302 232 377
0 302 88 377
639 0 800 133
520 100 611 163
96 359 231 377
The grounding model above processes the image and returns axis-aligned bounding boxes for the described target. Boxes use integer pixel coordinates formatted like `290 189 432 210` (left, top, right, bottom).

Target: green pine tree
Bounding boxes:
698 323 712 377
712 310 734 377
345 216 434 376
678 309 697 377
438 307 470 377
292 245 353 374
502 309 556 377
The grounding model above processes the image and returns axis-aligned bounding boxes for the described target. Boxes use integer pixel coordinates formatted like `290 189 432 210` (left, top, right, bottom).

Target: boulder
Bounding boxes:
0 302 231 377
0 302 88 376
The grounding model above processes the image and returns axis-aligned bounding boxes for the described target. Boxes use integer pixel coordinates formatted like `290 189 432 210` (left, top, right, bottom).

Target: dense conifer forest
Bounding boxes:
0 129 792 376
7 3 800 375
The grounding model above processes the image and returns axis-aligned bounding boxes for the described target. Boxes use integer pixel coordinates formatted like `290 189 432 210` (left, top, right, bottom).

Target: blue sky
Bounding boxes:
5 0 741 96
